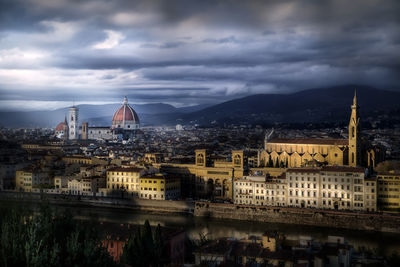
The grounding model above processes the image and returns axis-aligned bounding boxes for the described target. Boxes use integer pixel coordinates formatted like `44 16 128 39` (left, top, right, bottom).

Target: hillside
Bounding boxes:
1 85 399 128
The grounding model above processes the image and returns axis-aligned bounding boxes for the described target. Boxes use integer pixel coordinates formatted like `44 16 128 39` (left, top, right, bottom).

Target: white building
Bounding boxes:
234 175 287 206
67 176 106 195
234 166 377 212
287 168 320 208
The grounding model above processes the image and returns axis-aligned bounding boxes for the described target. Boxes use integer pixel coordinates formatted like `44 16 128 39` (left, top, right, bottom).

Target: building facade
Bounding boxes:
158 149 248 200
106 167 146 197
15 167 50 192
234 175 287 206
139 173 180 200
67 176 105 195
259 92 382 169
233 166 377 212
377 172 400 211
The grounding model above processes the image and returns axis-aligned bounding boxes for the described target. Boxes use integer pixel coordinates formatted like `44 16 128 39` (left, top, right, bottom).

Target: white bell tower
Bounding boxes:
69 106 79 140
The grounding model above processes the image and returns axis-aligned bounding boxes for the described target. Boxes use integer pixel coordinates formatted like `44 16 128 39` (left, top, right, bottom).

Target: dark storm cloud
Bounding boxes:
0 0 400 110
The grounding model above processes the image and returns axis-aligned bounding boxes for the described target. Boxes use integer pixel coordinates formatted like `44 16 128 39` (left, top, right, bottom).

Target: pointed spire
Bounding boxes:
123 96 128 105
353 89 357 106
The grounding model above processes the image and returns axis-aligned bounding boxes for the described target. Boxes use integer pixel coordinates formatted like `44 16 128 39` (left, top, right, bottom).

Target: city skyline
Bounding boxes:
1 0 400 111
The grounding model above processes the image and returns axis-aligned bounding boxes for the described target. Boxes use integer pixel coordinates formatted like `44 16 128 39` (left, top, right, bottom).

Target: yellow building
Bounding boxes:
15 166 50 192
106 167 145 197
377 172 400 211
143 153 164 164
62 156 92 165
62 156 108 165
259 92 381 168
139 173 180 200
158 149 248 200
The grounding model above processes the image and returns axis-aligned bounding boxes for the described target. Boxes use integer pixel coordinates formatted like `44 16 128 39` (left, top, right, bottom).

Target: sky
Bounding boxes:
0 0 399 111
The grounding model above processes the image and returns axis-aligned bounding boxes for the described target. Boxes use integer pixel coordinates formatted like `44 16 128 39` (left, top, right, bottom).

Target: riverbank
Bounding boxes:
2 191 400 233
194 202 400 233
0 191 194 215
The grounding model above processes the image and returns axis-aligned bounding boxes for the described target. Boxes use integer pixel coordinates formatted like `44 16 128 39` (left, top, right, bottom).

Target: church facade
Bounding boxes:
258 92 383 168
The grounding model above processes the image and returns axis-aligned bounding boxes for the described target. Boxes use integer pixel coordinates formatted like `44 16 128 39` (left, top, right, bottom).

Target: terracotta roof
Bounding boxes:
107 167 144 173
55 122 67 131
287 166 365 174
268 138 348 146
112 97 139 124
321 166 365 173
287 168 321 173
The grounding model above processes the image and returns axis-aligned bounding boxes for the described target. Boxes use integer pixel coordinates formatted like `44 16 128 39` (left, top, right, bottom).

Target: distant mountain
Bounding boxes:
1 85 399 128
0 103 199 128
176 85 400 126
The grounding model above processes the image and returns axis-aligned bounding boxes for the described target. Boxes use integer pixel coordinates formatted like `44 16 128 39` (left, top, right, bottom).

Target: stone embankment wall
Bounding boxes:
194 202 400 233
0 191 194 215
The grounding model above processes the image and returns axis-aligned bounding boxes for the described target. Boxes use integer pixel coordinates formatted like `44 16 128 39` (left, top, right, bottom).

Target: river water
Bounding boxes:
2 200 400 255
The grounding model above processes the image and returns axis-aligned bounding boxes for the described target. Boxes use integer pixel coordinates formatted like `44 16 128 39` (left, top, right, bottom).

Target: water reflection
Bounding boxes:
2 201 400 255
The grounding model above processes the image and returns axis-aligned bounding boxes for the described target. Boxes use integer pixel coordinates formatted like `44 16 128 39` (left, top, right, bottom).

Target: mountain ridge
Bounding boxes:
1 85 399 127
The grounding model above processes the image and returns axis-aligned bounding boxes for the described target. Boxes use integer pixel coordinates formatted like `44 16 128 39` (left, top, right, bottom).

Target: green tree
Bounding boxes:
0 204 116 267
121 220 166 267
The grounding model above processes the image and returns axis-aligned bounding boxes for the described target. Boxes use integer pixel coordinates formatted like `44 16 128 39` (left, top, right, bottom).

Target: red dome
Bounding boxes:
56 122 66 131
112 105 138 121
112 97 139 125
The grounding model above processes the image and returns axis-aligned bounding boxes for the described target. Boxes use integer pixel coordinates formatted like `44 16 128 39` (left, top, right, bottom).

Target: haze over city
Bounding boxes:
1 0 400 111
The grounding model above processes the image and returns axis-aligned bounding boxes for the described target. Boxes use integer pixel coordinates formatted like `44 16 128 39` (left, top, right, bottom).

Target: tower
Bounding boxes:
195 149 207 167
62 115 69 141
82 122 88 140
69 106 79 140
348 90 361 166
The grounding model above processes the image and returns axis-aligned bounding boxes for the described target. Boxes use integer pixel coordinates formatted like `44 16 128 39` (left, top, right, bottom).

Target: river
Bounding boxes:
1 200 400 255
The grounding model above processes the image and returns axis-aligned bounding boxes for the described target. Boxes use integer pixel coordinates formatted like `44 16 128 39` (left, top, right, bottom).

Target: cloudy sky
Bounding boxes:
0 0 399 111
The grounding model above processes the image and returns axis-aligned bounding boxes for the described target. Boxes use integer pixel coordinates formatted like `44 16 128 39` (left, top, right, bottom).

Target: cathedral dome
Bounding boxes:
55 122 67 131
112 96 140 130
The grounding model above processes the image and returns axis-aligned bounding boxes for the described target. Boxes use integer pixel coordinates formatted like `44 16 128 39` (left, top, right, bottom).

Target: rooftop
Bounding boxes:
268 138 348 146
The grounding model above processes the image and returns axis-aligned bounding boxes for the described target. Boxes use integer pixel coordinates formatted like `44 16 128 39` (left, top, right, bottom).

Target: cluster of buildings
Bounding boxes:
234 166 377 212
0 92 399 213
13 155 181 201
55 96 140 141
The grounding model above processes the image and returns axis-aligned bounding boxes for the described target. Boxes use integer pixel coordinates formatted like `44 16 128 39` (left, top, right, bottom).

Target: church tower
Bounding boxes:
348 90 361 166
62 115 69 141
69 106 79 140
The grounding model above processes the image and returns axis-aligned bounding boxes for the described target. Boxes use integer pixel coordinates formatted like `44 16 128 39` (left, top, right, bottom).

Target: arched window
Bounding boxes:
234 155 241 165
351 127 355 138
197 154 204 164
